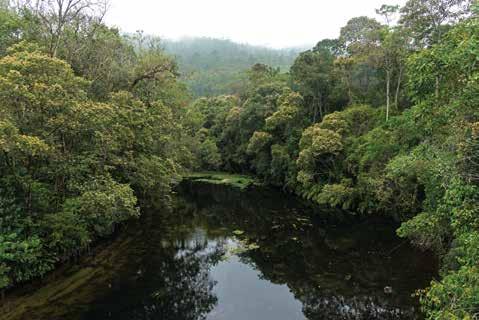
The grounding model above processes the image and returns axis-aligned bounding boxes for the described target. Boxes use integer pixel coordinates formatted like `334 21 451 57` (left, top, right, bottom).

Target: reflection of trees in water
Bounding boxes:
238 233 423 320
238 250 419 320
301 291 418 320
85 229 225 320
144 248 220 320
179 184 427 320
173 184 433 320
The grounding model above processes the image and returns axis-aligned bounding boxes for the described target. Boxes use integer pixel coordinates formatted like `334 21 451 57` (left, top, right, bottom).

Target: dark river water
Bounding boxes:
1 181 437 320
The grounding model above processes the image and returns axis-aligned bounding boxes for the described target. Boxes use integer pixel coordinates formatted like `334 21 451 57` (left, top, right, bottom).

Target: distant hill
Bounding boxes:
162 37 304 97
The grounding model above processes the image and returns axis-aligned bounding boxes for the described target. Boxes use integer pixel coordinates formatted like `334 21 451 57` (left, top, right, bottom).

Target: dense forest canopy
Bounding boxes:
0 0 478 318
0 0 194 295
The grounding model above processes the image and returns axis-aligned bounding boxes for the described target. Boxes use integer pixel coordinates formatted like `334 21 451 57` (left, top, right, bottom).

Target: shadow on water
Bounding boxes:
0 181 437 320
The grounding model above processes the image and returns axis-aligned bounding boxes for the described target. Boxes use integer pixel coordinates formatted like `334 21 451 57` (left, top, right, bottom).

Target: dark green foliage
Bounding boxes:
188 2 477 318
290 47 346 121
0 0 477 318
0 2 193 291
0 5 21 55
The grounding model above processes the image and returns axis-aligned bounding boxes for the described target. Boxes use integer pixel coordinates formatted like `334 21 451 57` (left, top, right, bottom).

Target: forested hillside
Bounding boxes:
188 2 479 318
162 37 302 97
0 0 478 318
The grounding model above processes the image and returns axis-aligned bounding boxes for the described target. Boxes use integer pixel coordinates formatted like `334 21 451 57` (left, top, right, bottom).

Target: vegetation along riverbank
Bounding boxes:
0 0 478 318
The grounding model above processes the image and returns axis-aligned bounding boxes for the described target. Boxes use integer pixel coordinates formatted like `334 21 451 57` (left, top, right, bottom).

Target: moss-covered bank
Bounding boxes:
183 172 260 190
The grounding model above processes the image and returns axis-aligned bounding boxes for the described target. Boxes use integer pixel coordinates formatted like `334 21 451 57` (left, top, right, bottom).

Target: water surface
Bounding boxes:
1 182 436 320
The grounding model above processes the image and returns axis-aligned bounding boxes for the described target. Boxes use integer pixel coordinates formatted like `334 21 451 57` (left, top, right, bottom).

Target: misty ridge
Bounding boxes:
129 34 306 96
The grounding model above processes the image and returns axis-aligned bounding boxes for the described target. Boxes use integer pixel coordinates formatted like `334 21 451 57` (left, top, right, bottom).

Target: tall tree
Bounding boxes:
0 3 21 55
338 17 385 105
401 0 473 102
376 4 400 26
375 5 410 119
15 0 108 57
339 16 383 56
400 0 473 47
290 48 339 122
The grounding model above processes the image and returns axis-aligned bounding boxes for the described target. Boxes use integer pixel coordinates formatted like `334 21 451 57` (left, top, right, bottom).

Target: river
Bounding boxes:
0 181 437 320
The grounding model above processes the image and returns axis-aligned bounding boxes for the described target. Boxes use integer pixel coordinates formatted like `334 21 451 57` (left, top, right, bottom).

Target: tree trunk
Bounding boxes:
346 72 353 106
386 70 391 122
341 66 353 105
318 92 323 121
435 75 440 101
395 66 404 109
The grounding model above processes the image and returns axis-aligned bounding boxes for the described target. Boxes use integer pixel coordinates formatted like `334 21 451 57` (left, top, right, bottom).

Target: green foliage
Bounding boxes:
421 232 479 319
270 144 295 187
422 265 479 320
0 3 193 290
40 210 90 260
0 233 52 289
339 16 382 54
290 48 342 120
247 132 273 155
58 24 136 100
198 138 222 170
186 10 479 318
398 212 450 252
63 178 139 237
297 125 343 187
1 1 478 318
400 0 472 47
0 5 21 55
396 14 479 318
184 172 257 190
315 181 356 210
265 91 305 135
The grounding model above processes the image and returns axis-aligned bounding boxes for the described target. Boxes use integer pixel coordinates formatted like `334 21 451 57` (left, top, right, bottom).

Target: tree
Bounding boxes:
15 0 108 57
313 38 341 56
56 21 136 100
400 0 473 47
265 91 305 138
0 40 192 290
376 4 403 119
376 26 410 120
297 124 343 188
401 0 457 100
339 16 383 56
291 49 335 121
248 63 279 85
376 4 400 26
0 4 22 55
338 17 385 106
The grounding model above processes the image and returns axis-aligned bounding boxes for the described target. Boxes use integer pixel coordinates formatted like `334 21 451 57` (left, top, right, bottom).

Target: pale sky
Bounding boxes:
105 0 406 49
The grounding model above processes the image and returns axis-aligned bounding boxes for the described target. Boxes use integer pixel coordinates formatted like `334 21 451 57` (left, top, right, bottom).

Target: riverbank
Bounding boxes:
0 180 437 320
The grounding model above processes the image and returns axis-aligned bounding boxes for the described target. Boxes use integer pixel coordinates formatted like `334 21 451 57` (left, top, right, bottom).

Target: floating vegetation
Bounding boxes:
183 172 259 190
232 230 245 235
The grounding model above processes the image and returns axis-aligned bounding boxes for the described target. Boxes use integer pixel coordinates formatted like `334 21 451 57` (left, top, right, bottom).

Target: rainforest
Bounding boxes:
0 0 478 319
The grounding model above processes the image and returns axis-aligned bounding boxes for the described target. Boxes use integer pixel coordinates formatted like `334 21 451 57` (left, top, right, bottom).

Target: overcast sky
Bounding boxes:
105 0 406 49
